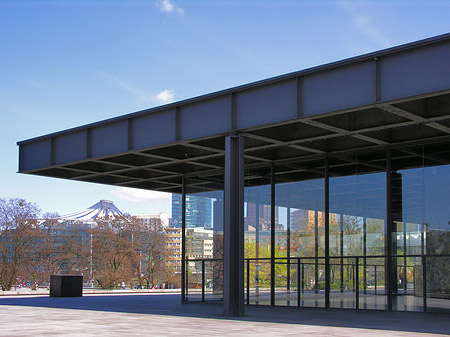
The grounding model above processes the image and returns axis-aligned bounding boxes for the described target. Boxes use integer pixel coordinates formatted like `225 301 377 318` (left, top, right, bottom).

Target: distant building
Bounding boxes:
186 227 214 259
134 212 169 228
171 194 212 228
164 227 182 270
245 203 278 231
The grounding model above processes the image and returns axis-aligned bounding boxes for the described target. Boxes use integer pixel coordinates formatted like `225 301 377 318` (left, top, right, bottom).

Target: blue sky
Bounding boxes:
1 0 449 217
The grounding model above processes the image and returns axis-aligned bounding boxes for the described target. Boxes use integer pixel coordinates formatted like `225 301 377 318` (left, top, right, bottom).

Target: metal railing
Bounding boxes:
183 254 450 312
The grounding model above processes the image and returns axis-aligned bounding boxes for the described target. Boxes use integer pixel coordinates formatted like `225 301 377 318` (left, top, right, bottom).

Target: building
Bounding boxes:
172 194 212 228
164 227 182 270
134 212 169 228
245 203 278 231
185 227 214 259
17 34 450 316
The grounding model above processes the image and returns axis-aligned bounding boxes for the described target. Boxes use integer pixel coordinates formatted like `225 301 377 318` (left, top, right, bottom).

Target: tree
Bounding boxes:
92 217 135 289
132 217 167 288
0 198 40 291
25 213 88 288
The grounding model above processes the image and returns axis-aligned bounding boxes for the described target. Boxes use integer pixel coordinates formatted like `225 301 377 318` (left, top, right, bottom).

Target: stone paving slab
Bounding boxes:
0 293 449 336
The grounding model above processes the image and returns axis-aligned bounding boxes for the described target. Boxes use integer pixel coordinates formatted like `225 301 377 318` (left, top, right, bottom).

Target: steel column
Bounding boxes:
223 135 244 317
340 213 344 292
181 176 186 303
270 162 276 307
363 217 367 295
386 147 393 311
325 154 330 309
314 211 319 294
287 207 291 291
297 258 301 306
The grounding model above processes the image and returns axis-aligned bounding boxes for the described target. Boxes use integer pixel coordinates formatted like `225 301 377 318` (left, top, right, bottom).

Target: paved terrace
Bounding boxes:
0 293 449 336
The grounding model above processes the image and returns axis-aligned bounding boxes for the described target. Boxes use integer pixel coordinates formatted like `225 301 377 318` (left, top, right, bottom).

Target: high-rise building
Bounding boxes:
244 203 278 231
171 194 212 228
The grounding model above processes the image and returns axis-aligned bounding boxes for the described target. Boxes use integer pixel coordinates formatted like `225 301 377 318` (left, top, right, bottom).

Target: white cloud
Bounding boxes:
111 187 172 204
339 1 390 48
156 0 184 16
155 89 175 105
95 70 177 106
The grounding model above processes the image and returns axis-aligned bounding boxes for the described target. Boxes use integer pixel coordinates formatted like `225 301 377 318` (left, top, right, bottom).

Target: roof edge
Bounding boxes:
17 32 450 146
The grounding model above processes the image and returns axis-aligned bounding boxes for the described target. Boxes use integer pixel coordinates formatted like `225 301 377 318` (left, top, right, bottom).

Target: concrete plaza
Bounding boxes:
0 293 449 336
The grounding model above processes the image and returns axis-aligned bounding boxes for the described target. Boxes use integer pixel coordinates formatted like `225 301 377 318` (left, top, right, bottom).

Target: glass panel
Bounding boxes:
393 145 450 312
245 182 272 305
275 175 325 308
274 206 294 306
177 184 223 302
423 162 450 313
394 147 425 312
329 153 387 310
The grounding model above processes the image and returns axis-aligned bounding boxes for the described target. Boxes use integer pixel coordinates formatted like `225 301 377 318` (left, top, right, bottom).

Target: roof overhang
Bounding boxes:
17 33 450 195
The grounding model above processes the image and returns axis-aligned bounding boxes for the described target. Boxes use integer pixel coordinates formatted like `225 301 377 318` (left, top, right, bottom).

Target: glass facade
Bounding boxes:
180 184 223 303
181 145 450 313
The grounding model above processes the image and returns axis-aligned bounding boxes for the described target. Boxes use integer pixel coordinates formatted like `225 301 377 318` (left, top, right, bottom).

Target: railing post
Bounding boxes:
301 262 305 293
185 257 189 302
352 262 355 292
202 260 205 303
247 259 250 305
181 176 186 303
297 258 301 307
374 265 377 295
355 257 359 310
423 255 427 312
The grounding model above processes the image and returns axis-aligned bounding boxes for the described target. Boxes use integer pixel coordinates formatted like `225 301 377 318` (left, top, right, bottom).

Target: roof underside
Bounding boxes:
18 33 450 195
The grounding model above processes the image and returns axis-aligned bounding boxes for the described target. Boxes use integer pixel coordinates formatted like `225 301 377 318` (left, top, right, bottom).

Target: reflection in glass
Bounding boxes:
275 179 325 308
178 187 223 302
244 184 272 305
329 156 387 310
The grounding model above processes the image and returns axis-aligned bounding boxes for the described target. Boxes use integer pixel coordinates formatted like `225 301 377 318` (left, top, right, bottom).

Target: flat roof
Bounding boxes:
18 33 450 196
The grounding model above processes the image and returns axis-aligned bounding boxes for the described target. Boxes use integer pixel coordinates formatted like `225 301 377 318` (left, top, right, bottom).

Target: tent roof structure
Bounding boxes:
59 200 127 222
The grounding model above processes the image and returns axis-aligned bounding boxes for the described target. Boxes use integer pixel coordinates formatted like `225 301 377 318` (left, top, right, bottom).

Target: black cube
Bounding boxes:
50 275 83 297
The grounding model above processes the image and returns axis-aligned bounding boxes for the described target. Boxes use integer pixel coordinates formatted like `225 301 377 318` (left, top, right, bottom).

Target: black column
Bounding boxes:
314 211 319 294
340 213 344 292
386 148 404 311
386 148 392 311
325 155 330 309
223 135 244 316
270 162 276 306
287 206 291 291
255 199 260 303
181 176 186 302
391 170 403 303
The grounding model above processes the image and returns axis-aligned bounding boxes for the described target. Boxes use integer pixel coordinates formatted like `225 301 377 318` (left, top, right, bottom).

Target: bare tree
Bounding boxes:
25 213 88 287
0 198 40 291
131 217 167 288
92 218 134 289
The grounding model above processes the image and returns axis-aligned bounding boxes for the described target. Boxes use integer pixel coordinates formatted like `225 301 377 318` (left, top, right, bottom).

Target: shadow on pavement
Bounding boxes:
1 294 449 335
